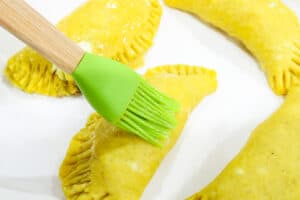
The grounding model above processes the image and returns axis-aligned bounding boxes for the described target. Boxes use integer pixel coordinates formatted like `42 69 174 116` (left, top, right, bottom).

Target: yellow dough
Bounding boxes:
5 0 162 97
59 65 217 200
188 86 300 200
165 0 300 95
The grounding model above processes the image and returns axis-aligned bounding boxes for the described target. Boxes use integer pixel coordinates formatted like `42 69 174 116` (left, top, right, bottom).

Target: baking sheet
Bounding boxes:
1 0 298 199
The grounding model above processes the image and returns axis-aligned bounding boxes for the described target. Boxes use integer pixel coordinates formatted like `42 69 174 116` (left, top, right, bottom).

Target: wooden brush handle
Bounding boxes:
0 0 84 73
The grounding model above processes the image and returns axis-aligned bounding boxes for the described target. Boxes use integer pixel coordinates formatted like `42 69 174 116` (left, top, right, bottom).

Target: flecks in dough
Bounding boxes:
59 65 217 200
188 86 300 200
165 0 300 95
5 0 162 97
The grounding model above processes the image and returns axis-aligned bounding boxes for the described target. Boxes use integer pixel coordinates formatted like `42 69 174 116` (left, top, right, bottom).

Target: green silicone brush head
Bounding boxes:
72 53 180 146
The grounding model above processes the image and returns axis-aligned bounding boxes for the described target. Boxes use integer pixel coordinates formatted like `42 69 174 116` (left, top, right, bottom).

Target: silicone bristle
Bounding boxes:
115 79 180 146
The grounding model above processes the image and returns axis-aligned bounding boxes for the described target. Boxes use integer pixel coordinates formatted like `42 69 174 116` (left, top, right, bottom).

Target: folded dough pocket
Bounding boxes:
5 0 162 97
188 86 300 200
165 0 300 95
59 65 217 200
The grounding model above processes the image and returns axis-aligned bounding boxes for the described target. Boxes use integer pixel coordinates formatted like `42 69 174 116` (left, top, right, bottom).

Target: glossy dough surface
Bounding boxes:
5 0 162 97
188 86 300 200
59 65 217 200
166 0 300 95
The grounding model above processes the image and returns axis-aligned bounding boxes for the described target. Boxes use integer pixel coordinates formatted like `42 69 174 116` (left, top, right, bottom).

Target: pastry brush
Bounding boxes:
0 0 179 145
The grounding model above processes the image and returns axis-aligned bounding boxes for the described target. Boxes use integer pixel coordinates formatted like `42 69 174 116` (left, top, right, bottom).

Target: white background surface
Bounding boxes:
0 0 299 199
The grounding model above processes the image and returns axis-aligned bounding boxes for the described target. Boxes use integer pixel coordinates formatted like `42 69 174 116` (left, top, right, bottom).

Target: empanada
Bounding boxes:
165 0 300 95
188 86 300 200
59 65 217 200
5 0 162 97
